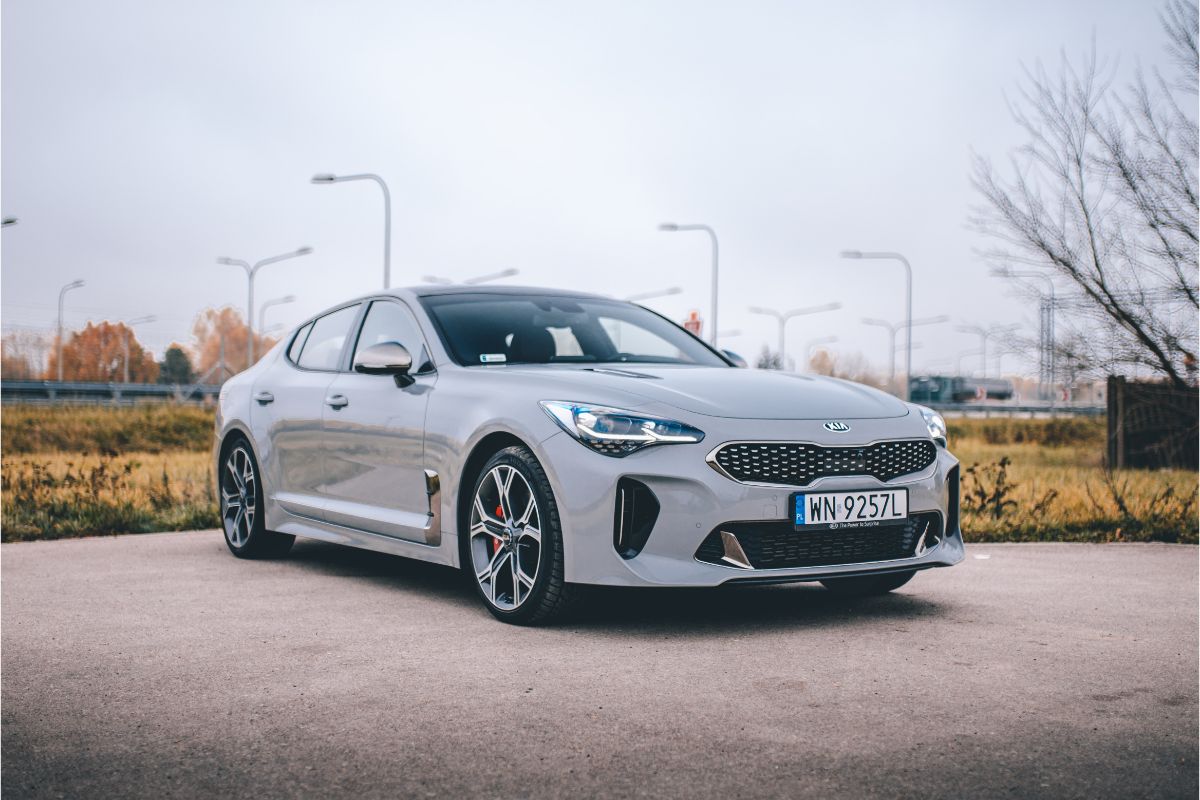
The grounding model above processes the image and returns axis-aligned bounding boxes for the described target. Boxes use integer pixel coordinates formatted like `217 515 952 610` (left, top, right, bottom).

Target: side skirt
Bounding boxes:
273 514 457 567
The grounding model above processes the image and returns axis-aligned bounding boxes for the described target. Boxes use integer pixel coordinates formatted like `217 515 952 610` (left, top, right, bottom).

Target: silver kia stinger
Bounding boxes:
215 286 962 624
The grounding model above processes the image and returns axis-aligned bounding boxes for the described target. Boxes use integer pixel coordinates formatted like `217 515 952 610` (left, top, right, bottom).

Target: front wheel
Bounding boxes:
465 446 577 625
820 570 916 597
220 438 294 559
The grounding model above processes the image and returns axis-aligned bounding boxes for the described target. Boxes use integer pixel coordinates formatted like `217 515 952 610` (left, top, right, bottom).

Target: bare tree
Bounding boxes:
972 0 1198 387
756 346 784 370
808 349 885 389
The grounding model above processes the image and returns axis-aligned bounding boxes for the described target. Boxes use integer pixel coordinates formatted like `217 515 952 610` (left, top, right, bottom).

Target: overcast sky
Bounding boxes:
0 0 1178 375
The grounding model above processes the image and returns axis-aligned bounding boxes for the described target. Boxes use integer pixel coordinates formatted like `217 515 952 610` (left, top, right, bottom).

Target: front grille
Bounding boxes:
696 512 942 570
710 439 937 487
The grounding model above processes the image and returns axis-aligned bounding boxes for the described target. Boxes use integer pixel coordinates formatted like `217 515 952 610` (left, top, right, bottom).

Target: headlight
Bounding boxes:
920 406 948 447
539 401 705 457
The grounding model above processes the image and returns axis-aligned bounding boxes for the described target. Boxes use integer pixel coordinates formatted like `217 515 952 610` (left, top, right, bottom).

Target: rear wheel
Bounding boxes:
465 446 576 625
820 570 916 597
220 438 294 559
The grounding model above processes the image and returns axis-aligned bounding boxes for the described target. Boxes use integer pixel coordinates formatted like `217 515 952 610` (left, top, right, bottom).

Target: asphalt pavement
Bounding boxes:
2 532 1196 799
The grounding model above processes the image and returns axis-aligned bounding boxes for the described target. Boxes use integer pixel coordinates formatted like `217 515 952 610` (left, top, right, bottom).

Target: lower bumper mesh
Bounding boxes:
695 512 942 570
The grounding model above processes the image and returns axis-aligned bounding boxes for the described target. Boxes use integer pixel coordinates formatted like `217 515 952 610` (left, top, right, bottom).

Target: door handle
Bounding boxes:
253 391 275 405
325 394 349 409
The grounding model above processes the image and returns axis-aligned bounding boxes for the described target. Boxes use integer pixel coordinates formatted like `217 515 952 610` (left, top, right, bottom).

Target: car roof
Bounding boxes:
406 284 610 300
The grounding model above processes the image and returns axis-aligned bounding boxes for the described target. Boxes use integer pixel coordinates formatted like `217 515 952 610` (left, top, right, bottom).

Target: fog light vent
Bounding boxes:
613 478 659 559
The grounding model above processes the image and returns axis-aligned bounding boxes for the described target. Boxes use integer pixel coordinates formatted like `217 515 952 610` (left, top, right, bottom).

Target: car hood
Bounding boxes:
495 365 910 420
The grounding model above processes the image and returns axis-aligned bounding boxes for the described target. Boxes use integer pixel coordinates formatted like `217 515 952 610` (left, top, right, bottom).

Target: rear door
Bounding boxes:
319 299 436 543
251 303 361 522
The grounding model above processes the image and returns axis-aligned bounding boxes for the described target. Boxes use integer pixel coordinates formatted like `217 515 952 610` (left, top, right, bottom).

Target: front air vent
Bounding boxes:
709 439 937 487
613 478 659 559
946 465 960 537
696 512 943 570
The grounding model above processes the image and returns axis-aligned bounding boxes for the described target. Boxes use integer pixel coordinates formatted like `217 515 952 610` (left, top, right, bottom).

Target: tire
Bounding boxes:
219 436 294 559
820 570 916 597
463 445 578 625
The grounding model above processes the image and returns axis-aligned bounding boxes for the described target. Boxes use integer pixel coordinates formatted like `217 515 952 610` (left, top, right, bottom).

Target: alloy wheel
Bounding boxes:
221 446 257 548
469 464 543 611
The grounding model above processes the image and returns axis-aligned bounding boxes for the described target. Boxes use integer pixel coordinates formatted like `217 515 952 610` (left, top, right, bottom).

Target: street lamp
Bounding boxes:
748 303 842 371
2 217 17 228
991 267 1057 398
218 247 312 368
956 323 1020 377
659 223 719 345
861 315 949 386
259 295 297 332
624 286 682 303
122 315 156 384
840 250 914 399
956 349 984 376
312 173 391 289
56 279 85 382
422 268 520 285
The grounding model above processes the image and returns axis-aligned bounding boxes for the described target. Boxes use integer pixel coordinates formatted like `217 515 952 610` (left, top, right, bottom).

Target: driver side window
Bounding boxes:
353 300 431 371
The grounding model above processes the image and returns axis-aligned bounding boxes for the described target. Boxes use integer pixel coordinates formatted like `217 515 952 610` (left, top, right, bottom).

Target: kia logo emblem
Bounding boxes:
823 421 851 432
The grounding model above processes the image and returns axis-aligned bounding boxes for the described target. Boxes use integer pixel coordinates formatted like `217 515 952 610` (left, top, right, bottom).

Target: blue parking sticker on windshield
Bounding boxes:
480 353 507 363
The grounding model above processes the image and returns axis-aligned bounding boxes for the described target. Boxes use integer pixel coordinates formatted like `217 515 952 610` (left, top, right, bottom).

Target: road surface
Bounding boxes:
3 533 1196 798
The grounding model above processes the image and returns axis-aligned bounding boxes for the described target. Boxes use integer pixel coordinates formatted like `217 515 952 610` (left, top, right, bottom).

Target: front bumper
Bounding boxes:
537 418 963 588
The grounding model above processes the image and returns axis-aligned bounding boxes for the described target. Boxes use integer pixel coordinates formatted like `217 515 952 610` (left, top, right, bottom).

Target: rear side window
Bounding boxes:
287 322 314 363
295 304 361 371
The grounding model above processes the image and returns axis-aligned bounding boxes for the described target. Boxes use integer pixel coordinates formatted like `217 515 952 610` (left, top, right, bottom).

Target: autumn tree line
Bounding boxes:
0 307 281 385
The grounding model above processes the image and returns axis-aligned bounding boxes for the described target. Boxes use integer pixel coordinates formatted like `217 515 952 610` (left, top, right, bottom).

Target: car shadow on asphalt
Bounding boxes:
283 540 950 634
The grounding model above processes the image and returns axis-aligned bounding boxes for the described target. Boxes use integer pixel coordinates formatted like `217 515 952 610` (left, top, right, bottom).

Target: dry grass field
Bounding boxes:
1 451 215 541
1 405 1195 543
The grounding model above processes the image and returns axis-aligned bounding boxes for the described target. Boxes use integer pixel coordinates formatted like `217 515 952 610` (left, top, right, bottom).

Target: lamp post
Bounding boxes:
748 303 842 371
56 279 85 382
991 267 1056 398
861 315 948 388
2 217 17 228
259 295 296 333
312 173 391 289
624 286 682 303
840 250 914 399
122 315 156 384
956 324 1020 377
217 247 312 368
659 223 719 345
956 349 983 376
421 268 520 285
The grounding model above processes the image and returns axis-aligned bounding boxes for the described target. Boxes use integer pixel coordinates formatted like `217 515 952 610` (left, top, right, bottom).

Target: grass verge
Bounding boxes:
1 451 216 541
0 406 1194 543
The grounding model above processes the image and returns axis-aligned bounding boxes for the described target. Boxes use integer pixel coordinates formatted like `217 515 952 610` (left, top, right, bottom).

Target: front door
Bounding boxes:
320 299 436 543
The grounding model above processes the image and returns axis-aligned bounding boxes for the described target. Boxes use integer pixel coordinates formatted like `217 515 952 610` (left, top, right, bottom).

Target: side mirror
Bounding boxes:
722 349 748 368
353 342 413 375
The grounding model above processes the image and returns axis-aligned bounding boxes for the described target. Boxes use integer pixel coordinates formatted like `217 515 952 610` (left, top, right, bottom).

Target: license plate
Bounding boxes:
792 489 908 529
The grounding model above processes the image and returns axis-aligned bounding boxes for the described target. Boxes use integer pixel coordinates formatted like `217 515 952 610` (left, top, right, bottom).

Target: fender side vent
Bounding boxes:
614 478 660 559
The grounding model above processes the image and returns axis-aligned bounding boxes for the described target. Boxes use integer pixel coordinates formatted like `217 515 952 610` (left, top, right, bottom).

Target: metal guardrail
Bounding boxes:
929 403 1105 418
1 380 221 405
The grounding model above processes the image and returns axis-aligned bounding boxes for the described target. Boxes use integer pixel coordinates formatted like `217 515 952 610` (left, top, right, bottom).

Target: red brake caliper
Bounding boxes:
492 504 504 554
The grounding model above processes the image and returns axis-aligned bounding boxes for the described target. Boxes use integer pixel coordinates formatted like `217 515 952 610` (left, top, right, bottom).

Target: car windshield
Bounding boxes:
420 292 730 367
